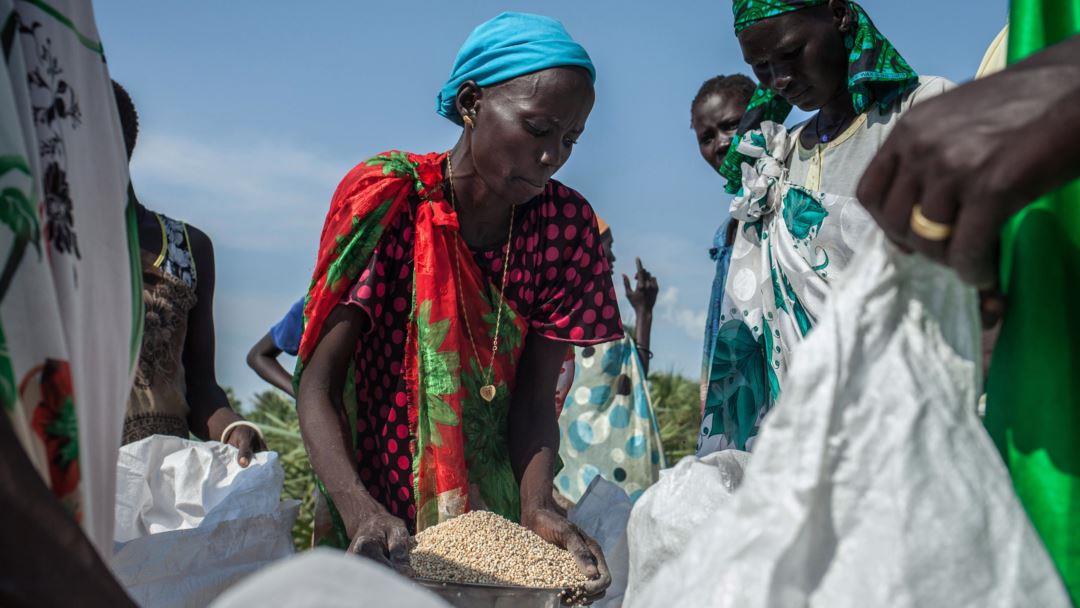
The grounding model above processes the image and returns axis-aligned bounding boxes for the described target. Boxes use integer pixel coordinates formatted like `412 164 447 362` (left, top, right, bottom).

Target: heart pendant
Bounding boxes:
480 385 497 402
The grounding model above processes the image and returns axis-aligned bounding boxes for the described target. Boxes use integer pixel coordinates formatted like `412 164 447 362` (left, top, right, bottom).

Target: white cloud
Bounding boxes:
130 132 350 252
656 286 708 342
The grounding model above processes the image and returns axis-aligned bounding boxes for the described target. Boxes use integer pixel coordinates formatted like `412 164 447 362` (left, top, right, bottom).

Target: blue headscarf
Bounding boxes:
436 12 596 125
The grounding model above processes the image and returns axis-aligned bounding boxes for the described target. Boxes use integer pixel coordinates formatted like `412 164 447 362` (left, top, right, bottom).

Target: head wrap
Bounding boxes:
719 1 918 192
437 12 596 125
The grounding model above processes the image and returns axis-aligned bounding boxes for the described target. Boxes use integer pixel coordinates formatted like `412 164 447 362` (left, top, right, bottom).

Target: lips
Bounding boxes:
516 176 545 189
784 87 811 105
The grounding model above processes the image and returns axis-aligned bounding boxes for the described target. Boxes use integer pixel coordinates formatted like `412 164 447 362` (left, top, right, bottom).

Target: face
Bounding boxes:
692 93 748 173
737 5 849 112
459 67 595 205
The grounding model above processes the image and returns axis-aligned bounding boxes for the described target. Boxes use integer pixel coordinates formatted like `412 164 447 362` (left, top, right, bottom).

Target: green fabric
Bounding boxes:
985 3 1080 604
720 2 919 192
732 0 826 34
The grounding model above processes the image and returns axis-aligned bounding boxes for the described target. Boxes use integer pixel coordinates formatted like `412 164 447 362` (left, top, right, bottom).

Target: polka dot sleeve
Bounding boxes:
530 182 624 346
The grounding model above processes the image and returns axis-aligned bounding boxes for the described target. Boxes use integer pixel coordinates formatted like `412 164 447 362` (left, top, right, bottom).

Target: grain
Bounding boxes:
410 511 588 590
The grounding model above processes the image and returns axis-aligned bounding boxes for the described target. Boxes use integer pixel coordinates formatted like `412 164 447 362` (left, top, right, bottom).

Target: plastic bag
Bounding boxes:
628 233 1070 607
569 476 634 607
111 436 299 607
623 450 749 602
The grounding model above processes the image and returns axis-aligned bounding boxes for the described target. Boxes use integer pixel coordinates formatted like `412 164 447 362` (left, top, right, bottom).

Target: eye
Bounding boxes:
563 136 578 147
781 46 803 60
523 120 550 137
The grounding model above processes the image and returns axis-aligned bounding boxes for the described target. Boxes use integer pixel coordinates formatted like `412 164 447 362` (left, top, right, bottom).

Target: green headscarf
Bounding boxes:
720 1 919 192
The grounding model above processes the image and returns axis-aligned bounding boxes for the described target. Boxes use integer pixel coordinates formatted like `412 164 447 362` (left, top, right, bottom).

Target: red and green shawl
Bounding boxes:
297 151 527 537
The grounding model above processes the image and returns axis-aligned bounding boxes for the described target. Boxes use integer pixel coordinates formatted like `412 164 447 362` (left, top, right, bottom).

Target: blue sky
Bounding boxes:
93 1 1006 404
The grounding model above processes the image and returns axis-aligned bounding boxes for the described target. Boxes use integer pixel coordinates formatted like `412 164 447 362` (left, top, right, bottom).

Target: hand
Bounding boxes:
856 39 1080 287
224 423 267 468
522 507 610 604
346 507 414 576
623 258 658 315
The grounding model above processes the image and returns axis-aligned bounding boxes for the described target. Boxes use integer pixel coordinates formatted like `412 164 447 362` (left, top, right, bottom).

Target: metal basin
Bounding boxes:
416 579 563 608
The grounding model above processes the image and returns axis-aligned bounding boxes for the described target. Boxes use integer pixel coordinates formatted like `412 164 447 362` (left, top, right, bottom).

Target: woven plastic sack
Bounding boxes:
628 232 1070 607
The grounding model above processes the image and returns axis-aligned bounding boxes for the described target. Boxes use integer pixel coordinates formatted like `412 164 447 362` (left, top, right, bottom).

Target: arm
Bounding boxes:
0 414 136 607
511 332 611 601
857 35 1080 287
182 227 264 465
623 258 658 375
246 332 295 397
296 304 410 572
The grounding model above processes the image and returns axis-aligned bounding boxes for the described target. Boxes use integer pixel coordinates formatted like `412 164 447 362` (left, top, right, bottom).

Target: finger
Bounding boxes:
635 257 644 277
561 527 599 580
946 190 1007 288
386 525 415 577
234 430 255 468
351 535 394 569
907 181 959 264
857 139 900 217
622 273 633 297
877 159 922 248
580 536 611 599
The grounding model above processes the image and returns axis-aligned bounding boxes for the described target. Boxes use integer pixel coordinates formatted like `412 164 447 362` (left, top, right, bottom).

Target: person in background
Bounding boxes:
556 219 664 503
856 5 1080 599
690 74 755 418
248 297 305 397
697 0 954 455
114 82 265 466
295 13 616 601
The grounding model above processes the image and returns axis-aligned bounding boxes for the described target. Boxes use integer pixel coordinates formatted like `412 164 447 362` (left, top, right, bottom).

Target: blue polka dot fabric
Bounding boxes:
556 336 666 503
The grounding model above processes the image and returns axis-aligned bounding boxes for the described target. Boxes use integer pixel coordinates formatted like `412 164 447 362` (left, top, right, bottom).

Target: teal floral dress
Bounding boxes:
698 122 875 454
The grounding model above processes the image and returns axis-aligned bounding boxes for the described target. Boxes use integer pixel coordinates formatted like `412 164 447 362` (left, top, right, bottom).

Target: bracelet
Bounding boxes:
638 347 654 360
220 420 265 445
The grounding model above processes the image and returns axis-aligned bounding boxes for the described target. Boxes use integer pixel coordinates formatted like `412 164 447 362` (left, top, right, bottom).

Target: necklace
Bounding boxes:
446 154 515 403
813 110 851 144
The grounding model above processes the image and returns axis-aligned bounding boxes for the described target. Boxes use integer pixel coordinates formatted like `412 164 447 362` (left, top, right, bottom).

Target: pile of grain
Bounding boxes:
410 511 588 590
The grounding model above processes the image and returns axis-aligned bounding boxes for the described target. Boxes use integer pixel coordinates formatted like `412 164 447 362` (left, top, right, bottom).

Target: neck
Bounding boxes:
447 136 514 248
814 90 856 131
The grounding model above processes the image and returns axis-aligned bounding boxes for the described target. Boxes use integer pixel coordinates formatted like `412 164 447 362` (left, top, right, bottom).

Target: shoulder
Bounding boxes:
901 76 956 109
183 222 214 258
541 179 598 227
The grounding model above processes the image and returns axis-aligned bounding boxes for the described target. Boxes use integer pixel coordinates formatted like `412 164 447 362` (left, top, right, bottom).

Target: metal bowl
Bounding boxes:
416 578 564 608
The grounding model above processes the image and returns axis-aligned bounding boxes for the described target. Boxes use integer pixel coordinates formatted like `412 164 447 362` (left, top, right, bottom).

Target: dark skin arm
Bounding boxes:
857 35 1080 288
296 304 412 573
246 332 295 397
512 332 611 603
0 414 136 607
622 257 658 376
182 226 265 465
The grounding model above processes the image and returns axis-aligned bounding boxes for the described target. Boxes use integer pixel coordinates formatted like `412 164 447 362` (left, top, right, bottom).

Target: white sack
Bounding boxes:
210 548 451 608
112 436 298 607
624 450 749 602
629 233 1070 607
569 476 634 607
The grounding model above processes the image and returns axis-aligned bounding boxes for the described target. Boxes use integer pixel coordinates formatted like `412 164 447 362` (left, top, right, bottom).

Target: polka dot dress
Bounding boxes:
343 179 623 531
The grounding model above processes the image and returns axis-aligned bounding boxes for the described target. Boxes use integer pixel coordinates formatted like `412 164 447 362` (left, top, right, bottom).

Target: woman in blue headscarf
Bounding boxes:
697 0 955 455
296 12 616 598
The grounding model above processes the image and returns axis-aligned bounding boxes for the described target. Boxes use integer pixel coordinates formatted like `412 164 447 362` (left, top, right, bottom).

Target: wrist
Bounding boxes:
330 480 384 536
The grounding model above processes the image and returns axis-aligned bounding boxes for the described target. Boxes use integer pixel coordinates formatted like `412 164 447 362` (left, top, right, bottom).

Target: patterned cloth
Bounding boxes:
698 122 877 454
123 213 198 444
298 152 621 541
0 0 141 554
720 2 919 192
700 218 736 414
557 337 664 503
985 2 1080 602
436 12 595 125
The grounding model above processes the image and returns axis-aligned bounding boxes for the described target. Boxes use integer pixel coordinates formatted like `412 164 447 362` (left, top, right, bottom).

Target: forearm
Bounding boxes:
0 416 135 607
634 309 653 376
508 394 560 518
186 383 238 441
298 382 382 535
252 357 296 397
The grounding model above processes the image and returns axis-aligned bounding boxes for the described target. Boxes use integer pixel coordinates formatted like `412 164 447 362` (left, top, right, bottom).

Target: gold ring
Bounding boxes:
910 205 953 241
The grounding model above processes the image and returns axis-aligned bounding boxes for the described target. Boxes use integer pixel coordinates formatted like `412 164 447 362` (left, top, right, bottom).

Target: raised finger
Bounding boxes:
907 180 959 263
635 257 644 276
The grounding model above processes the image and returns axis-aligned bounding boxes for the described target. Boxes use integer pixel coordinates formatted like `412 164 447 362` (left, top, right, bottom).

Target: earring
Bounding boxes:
463 115 475 128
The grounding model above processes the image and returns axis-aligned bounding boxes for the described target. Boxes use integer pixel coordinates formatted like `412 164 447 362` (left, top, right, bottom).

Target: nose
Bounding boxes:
772 72 793 93
539 142 564 169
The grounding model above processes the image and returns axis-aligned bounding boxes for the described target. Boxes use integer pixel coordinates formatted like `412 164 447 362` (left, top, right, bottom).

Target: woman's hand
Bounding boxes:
223 423 267 468
522 507 611 604
623 257 658 316
345 506 414 576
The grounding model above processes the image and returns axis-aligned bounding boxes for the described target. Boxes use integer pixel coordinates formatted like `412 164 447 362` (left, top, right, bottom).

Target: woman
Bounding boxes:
114 82 265 465
697 0 952 455
690 74 755 417
556 221 665 503
296 13 617 599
